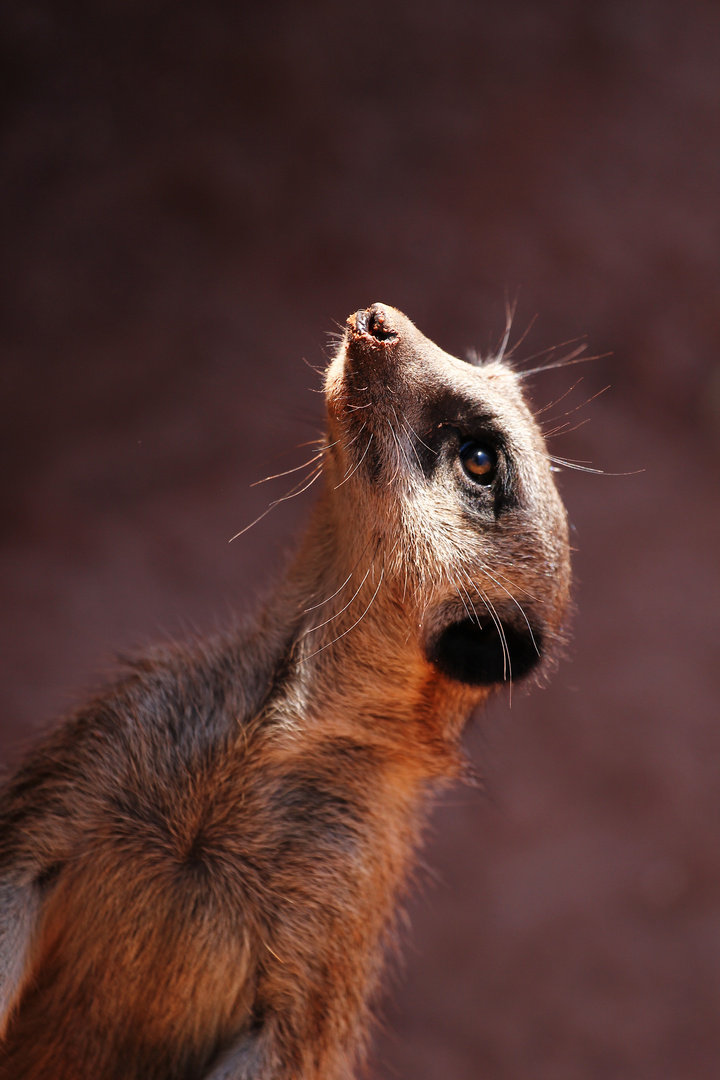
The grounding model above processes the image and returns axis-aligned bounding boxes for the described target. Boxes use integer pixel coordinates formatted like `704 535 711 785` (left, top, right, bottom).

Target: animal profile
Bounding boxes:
0 304 571 1079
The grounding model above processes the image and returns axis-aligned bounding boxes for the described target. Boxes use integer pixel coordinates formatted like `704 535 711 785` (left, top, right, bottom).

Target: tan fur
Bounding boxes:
0 305 571 1079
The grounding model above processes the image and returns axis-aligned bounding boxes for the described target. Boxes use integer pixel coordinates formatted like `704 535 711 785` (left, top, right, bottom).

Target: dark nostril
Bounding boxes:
366 305 397 342
350 304 398 343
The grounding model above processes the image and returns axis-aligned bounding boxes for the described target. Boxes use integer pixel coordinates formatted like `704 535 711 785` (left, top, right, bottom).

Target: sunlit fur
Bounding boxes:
0 305 571 1079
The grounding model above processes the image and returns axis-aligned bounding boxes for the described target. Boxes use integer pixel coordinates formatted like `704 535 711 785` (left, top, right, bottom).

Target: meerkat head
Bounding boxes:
323 303 571 692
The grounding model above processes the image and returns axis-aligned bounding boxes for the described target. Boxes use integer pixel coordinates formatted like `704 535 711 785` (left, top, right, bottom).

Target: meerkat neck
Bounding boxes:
248 487 476 776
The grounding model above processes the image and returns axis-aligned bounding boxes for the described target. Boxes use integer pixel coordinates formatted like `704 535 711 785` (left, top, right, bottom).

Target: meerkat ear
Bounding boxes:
0 875 42 1038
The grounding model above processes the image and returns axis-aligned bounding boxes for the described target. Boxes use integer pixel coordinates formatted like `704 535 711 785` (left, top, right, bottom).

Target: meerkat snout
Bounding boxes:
352 303 398 341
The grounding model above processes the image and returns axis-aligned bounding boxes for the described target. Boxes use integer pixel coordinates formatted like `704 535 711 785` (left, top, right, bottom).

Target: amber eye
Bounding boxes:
459 441 497 484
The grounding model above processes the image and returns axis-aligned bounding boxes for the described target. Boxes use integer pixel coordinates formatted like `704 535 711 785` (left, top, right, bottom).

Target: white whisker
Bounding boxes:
300 564 374 637
495 295 517 363
534 378 586 416
251 452 324 486
303 535 375 614
480 589 512 698
298 566 385 665
475 568 540 658
335 433 374 488
400 411 436 455
229 464 323 542
302 571 354 614
547 455 643 476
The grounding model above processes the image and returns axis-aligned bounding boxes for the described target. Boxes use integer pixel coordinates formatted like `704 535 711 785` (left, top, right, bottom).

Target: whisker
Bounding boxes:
495 296 517 364
459 573 512 691
540 385 610 428
462 581 484 627
296 436 332 448
519 347 611 379
547 455 644 476
534 378 586 416
303 571 354 614
503 312 538 361
303 535 375 614
402 425 425 469
480 589 512 698
229 464 323 542
298 566 385 665
455 583 475 625
400 410 437 455
473 567 540 658
340 421 368 452
300 564 374 637
323 321 346 356
386 425 405 487
250 432 346 485
483 565 539 604
387 411 415 484
302 357 325 377
542 418 592 439
334 432 374 488
390 405 423 472
513 335 588 367
251 453 324 486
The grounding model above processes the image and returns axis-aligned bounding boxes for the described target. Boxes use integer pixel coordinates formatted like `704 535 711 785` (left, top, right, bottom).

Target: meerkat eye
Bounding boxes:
459 441 497 484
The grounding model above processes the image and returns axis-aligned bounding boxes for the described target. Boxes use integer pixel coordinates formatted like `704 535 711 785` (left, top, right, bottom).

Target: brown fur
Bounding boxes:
0 305 571 1079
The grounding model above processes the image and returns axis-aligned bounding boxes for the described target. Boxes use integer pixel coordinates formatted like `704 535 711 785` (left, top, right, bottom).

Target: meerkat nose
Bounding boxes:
350 303 398 343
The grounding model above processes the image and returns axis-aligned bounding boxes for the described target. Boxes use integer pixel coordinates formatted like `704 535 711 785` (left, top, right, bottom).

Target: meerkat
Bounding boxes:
0 304 571 1079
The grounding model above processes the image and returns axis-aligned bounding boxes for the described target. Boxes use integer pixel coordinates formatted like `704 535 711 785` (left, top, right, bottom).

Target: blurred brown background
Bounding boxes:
1 0 719 1076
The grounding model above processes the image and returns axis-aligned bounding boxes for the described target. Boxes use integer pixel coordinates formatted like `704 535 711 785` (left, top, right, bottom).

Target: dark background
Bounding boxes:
1 1 719 1077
